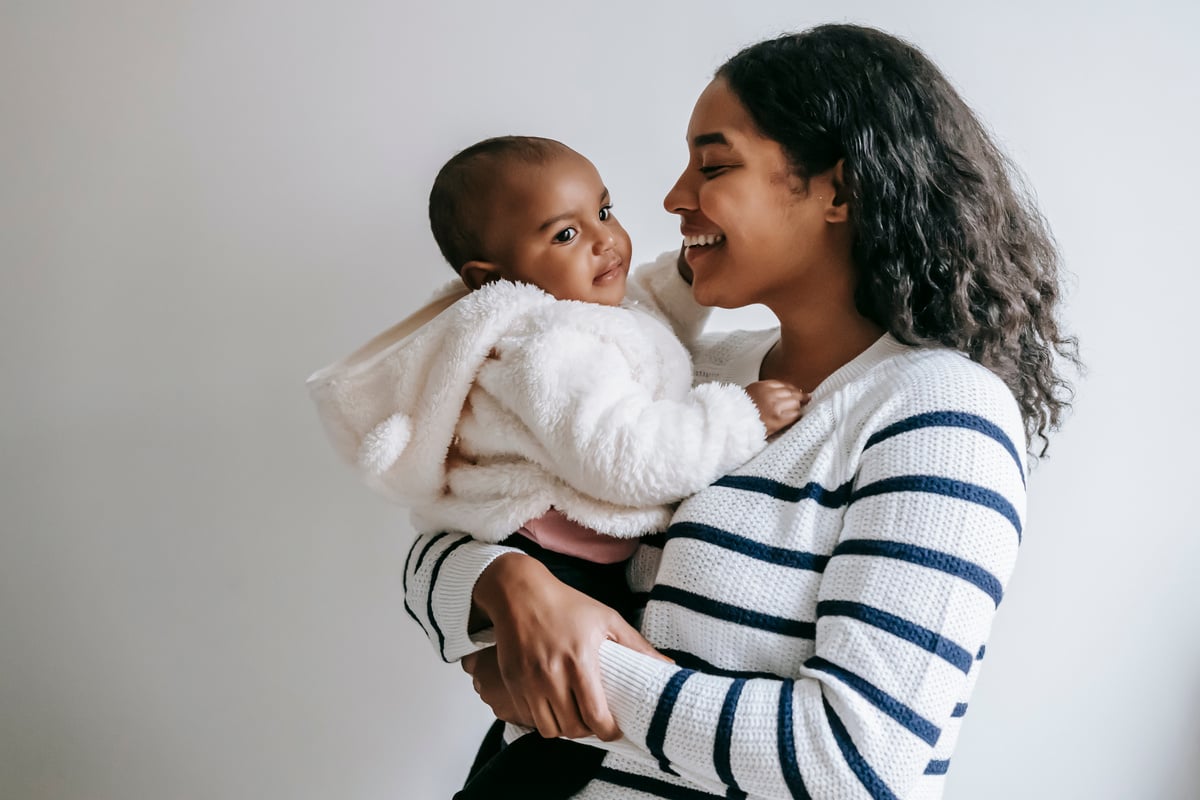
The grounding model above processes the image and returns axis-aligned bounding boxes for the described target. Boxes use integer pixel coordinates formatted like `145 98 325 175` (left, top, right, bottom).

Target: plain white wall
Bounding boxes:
3 1 1198 798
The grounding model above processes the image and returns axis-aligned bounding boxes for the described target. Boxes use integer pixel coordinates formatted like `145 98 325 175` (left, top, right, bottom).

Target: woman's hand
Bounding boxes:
466 553 668 741
460 647 535 729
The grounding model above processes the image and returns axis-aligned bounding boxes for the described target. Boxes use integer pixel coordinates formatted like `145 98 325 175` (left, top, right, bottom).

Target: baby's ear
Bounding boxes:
460 261 502 291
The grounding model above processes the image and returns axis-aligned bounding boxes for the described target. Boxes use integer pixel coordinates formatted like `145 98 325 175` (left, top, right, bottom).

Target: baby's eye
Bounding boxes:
553 227 578 243
598 204 613 221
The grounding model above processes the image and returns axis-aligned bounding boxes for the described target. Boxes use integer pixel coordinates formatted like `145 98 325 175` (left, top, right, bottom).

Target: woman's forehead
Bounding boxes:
687 79 751 145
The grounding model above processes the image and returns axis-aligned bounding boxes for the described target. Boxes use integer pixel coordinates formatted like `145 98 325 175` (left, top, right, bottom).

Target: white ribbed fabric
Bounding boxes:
405 327 1026 800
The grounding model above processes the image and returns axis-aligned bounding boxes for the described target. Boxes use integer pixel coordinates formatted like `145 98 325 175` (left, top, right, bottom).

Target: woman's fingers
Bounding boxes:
572 657 620 741
608 616 673 663
530 697 562 739
480 559 662 739
462 647 537 728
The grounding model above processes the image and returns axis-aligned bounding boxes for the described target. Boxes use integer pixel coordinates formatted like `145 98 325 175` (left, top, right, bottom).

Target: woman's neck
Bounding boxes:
759 300 886 392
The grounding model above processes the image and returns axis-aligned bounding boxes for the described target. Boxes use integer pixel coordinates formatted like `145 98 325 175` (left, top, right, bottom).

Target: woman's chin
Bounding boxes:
690 278 739 309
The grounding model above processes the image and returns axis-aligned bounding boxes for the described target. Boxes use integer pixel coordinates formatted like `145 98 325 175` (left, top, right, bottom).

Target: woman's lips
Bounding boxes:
683 237 724 268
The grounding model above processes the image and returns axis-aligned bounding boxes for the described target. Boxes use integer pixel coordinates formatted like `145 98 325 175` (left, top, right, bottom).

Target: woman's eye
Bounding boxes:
553 227 578 243
598 205 613 221
699 165 728 177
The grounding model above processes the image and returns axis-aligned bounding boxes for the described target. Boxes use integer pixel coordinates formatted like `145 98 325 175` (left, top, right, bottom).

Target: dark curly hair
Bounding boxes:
718 24 1080 456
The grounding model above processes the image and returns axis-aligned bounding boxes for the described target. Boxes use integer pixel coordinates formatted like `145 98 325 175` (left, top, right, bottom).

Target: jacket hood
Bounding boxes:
307 278 557 505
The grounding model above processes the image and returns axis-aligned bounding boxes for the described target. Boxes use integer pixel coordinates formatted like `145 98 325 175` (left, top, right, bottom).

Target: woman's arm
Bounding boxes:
401 531 521 662
573 394 1027 798
468 380 1027 798
466 554 666 741
403 530 666 739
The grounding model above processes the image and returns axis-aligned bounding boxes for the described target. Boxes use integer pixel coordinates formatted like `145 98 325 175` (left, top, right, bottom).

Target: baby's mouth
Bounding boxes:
594 260 625 283
684 233 726 249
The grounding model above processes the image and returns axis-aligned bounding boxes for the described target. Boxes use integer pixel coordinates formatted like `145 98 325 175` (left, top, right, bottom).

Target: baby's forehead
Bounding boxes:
487 150 599 202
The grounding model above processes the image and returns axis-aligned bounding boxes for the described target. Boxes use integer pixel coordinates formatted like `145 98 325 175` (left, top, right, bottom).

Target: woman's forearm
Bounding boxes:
468 550 547 632
401 531 522 662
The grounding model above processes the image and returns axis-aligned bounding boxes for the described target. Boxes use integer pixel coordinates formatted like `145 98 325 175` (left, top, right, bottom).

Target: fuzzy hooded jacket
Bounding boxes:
307 251 769 542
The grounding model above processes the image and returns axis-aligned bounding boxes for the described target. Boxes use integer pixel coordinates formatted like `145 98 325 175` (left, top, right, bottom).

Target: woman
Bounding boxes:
405 23 1078 799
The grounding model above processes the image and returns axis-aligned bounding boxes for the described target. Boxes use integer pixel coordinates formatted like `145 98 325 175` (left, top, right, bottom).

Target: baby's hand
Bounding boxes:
745 379 809 436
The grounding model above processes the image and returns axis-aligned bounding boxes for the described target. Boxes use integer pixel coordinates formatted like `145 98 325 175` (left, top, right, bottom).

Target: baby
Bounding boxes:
308 136 806 799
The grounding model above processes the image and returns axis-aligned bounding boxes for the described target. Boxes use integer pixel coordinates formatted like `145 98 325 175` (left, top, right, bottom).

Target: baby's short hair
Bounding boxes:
429 135 570 273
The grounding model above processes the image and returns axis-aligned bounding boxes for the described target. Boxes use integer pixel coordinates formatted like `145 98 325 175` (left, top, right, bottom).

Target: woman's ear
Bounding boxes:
460 261 502 291
826 158 850 223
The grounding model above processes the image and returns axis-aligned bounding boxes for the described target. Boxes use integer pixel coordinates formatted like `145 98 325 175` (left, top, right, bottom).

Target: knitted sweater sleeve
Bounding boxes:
401 531 520 662
583 379 1027 798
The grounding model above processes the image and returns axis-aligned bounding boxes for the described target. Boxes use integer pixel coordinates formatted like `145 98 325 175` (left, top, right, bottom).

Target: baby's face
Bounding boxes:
482 151 632 306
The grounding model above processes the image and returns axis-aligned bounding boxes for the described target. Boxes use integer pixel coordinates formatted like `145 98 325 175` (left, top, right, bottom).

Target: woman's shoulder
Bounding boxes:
857 341 1025 443
882 344 1016 402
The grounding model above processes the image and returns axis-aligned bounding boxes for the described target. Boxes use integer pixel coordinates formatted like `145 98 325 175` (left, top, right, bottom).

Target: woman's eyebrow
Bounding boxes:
692 132 730 147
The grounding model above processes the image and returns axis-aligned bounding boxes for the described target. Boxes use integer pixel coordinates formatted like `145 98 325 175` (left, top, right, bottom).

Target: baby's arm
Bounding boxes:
482 326 802 511
624 249 710 345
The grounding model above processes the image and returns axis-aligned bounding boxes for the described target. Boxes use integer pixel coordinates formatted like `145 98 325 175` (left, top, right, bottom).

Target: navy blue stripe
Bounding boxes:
833 539 1003 607
925 759 951 775
865 411 1025 484
777 680 812 799
714 679 746 795
647 669 695 775
667 521 830 572
400 535 429 637
952 703 968 718
806 657 941 746
852 475 1022 541
642 531 668 548
714 474 854 508
659 648 783 680
652 585 816 639
817 601 974 674
413 531 452 573
823 696 899 800
426 536 472 662
977 645 987 661
593 766 725 799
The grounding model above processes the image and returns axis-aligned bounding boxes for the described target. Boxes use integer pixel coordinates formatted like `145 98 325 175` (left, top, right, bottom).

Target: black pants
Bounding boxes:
453 535 636 800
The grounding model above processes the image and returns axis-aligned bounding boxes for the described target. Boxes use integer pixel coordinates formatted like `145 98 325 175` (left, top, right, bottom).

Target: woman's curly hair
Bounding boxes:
719 24 1081 456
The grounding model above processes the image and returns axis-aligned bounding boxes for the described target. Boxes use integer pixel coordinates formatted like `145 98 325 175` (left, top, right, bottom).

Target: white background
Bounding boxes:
3 1 1198 798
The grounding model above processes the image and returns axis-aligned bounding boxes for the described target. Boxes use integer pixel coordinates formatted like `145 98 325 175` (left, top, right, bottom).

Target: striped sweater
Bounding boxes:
404 328 1026 800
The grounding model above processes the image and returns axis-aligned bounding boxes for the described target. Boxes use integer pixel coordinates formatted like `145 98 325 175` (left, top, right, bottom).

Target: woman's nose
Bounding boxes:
663 170 696 215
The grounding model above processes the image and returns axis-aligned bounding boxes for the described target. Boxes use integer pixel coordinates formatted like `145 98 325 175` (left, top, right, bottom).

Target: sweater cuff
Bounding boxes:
627 250 710 343
429 541 523 662
692 381 770 471
598 639 679 745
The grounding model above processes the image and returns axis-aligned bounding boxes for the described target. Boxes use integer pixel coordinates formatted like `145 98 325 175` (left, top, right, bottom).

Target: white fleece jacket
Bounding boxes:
307 251 769 542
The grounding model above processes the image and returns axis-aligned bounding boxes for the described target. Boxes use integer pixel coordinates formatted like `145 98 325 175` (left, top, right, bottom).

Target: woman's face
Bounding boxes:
664 78 846 310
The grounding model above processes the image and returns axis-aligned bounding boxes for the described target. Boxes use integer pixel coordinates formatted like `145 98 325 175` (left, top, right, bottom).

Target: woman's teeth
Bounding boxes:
684 233 725 248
